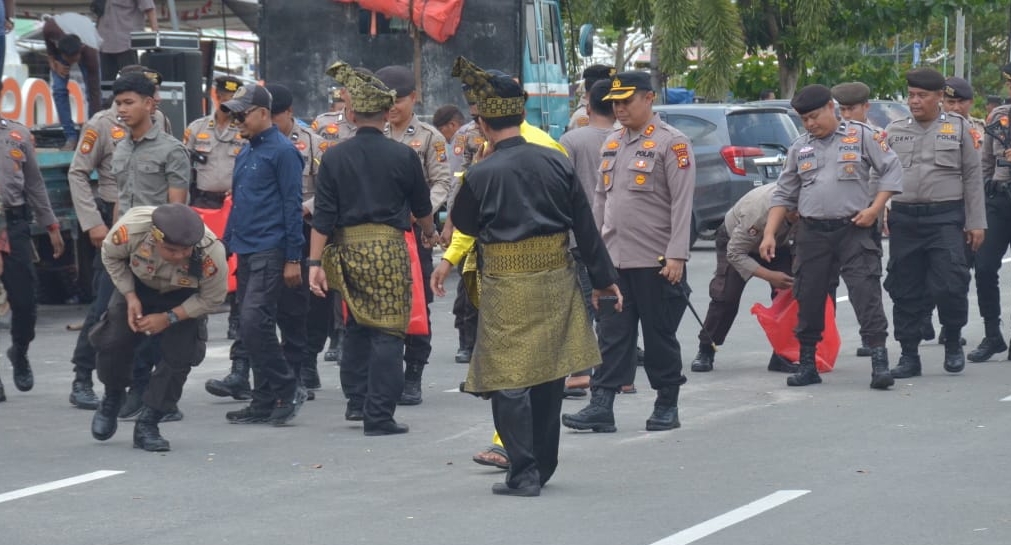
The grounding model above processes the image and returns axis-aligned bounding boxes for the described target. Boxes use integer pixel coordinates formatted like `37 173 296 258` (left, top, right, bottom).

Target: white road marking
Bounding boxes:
647 489 810 545
1002 256 1011 264
0 470 124 505
836 295 849 303
1000 394 1011 402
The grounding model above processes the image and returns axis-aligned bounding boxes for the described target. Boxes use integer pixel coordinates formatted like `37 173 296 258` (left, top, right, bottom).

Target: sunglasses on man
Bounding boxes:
231 106 264 123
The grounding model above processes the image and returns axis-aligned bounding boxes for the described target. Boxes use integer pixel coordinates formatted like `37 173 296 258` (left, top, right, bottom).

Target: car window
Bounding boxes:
868 102 911 129
726 111 799 151
663 115 722 146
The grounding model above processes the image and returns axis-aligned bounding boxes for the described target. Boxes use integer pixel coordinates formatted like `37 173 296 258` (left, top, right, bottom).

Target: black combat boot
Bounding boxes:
133 407 171 452
869 346 894 390
786 345 821 386
302 358 322 390
767 353 800 373
399 363 424 405
856 345 872 357
561 387 617 432
645 385 681 430
324 330 345 363
455 329 474 364
344 400 364 421
204 359 252 400
690 344 715 372
8 344 33 392
967 321 1007 363
943 329 966 373
91 390 125 441
69 367 100 410
118 387 144 419
891 343 922 379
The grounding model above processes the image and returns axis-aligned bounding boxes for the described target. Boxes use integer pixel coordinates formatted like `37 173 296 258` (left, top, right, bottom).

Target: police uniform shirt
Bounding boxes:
595 113 696 267
568 103 590 132
724 182 792 280
102 206 228 319
885 111 986 230
454 120 486 171
772 120 903 219
311 111 356 143
0 119 58 227
290 124 330 202
68 108 129 232
982 104 1011 183
111 123 191 214
386 114 453 212
183 115 244 193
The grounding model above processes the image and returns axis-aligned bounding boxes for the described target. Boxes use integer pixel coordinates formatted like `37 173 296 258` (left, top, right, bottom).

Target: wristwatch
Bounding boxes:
307 259 322 267
166 310 180 325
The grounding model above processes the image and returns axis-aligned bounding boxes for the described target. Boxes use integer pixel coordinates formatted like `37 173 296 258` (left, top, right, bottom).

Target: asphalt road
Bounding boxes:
1 240 1010 545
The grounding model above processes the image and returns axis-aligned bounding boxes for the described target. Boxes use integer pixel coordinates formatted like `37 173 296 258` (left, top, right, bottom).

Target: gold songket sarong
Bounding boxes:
321 223 412 337
464 232 601 392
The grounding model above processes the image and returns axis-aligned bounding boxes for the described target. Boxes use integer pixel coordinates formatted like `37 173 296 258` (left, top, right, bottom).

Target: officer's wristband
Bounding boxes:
166 310 180 324
307 259 322 267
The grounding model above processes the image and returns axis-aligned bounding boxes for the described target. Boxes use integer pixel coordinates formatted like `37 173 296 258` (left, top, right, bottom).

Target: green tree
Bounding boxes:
653 0 744 100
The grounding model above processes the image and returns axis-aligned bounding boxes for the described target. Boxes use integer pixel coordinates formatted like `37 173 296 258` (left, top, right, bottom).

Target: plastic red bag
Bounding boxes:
192 196 237 293
751 290 840 373
342 230 429 335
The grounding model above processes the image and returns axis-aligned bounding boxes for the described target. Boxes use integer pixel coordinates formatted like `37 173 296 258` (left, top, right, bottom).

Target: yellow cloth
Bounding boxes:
321 223 412 337
443 122 567 265
463 233 600 393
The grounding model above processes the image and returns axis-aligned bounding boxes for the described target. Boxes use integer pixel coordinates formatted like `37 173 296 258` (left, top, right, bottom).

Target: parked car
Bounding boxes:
652 104 800 246
748 99 911 131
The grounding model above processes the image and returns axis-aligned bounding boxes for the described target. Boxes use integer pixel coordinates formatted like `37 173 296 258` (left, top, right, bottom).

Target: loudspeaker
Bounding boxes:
140 50 204 128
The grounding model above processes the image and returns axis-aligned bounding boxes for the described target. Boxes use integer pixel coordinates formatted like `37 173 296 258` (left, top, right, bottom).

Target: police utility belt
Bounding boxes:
801 217 853 232
890 200 963 216
4 204 31 222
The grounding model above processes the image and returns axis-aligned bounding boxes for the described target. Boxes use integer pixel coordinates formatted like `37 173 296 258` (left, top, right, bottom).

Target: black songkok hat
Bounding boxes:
906 68 946 91
790 84 833 115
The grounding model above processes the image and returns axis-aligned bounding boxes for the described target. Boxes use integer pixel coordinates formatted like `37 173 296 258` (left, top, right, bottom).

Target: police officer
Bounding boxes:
689 183 798 373
760 84 902 390
184 76 244 209
884 68 985 378
375 65 454 405
109 71 192 419
0 116 65 401
117 65 173 135
90 204 228 451
943 77 986 149
968 64 1011 363
312 84 355 144
562 71 694 432
566 64 614 131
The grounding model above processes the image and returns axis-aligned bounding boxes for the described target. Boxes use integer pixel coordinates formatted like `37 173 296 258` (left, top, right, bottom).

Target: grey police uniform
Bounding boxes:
972 104 1011 347
567 102 589 132
771 120 902 349
591 113 694 394
312 111 356 144
111 123 191 214
183 115 243 208
0 118 60 361
884 111 985 352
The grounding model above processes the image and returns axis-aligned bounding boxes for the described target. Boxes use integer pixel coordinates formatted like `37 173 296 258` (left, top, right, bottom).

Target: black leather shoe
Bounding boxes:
891 354 922 379
491 482 540 497
70 380 100 410
967 337 1008 363
345 404 364 421
91 391 125 441
943 347 966 373
364 420 409 436
8 346 33 392
118 388 144 419
690 350 714 372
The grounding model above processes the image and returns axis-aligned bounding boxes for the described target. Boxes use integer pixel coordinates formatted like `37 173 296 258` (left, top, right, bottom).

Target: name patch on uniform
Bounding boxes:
634 174 646 185
203 256 218 277
434 141 448 162
672 142 690 169
80 128 99 154
112 225 129 245
642 140 656 149
635 150 655 159
939 123 955 135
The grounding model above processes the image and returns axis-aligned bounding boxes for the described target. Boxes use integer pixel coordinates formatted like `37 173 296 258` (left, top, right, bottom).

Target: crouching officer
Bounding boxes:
91 204 227 451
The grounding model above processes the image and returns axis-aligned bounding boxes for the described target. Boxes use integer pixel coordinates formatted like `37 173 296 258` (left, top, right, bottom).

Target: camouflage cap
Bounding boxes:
326 60 396 114
451 56 525 118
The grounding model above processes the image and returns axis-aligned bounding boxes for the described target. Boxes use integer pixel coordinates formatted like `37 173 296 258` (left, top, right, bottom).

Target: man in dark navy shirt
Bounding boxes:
220 83 308 426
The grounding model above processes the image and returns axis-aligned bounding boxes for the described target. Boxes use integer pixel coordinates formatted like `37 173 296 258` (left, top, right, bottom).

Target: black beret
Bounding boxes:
790 84 832 115
906 68 945 91
152 204 204 247
944 77 973 100
831 82 870 106
602 71 652 101
265 83 293 114
214 76 242 94
375 65 415 97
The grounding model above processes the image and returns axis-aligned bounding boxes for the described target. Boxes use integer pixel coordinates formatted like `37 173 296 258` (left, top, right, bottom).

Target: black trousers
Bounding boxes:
491 378 565 489
792 218 888 347
451 263 478 351
71 200 117 372
885 202 971 345
1 220 37 349
340 315 405 426
93 288 203 412
592 268 688 392
700 225 791 346
404 224 433 366
974 192 1011 323
234 248 298 409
